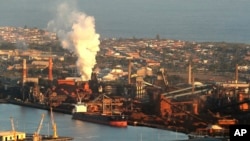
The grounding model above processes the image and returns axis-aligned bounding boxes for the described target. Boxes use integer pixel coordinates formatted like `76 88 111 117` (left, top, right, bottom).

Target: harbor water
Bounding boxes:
0 104 188 141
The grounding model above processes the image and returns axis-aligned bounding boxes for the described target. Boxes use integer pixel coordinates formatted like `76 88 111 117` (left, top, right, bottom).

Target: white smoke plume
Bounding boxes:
47 2 100 81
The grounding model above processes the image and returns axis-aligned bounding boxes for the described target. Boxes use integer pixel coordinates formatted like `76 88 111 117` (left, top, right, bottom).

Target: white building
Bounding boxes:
0 131 26 141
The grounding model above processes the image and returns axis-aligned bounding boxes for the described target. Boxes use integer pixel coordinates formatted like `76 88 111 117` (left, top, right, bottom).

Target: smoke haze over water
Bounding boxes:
47 1 100 81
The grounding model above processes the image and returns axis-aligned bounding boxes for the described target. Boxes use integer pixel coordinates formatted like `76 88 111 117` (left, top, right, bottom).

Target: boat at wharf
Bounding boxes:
72 102 128 127
72 93 128 127
7 98 160 129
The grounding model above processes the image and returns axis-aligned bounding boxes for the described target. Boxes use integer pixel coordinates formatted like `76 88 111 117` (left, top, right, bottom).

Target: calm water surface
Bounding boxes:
0 104 188 141
0 0 250 43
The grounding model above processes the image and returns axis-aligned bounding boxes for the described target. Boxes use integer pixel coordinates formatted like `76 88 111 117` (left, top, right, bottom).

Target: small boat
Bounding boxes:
72 98 128 127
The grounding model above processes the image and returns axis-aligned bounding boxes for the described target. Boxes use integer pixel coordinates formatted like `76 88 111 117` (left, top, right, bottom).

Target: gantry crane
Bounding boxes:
10 117 17 141
50 107 58 138
33 114 45 141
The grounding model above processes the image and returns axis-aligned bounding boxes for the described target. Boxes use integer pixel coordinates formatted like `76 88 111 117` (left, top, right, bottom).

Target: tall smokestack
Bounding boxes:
48 57 53 81
128 58 132 84
22 59 27 85
235 64 238 84
91 72 98 81
188 62 192 85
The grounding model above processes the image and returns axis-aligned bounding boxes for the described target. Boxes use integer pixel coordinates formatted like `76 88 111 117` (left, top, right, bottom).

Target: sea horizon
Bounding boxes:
0 0 250 43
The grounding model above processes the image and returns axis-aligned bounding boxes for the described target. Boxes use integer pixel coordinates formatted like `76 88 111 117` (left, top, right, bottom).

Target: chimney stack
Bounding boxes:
48 57 53 81
128 59 132 84
22 59 27 85
188 62 192 85
235 64 238 84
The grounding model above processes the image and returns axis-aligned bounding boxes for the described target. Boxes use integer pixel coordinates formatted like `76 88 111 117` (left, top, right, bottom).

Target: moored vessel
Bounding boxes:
72 101 128 127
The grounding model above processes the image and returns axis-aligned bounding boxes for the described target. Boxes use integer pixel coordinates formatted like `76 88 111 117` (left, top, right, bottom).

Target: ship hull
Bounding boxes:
72 112 128 127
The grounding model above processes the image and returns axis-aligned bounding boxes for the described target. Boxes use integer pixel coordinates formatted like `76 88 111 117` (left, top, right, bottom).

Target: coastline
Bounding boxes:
2 98 232 141
7 98 73 115
4 98 186 132
0 99 7 103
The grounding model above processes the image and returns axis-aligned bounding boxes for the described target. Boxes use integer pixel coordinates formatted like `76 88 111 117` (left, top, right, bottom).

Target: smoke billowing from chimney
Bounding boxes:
47 2 100 81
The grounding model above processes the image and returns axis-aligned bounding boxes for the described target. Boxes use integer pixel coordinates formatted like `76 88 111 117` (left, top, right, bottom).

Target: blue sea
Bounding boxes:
0 0 250 43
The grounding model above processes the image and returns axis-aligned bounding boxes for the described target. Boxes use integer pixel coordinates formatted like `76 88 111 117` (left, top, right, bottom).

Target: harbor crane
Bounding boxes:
10 117 17 141
160 68 168 87
50 107 58 138
33 114 45 141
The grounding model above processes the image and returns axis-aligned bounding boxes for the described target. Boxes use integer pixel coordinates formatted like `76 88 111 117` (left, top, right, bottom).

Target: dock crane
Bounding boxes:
50 107 58 138
10 117 17 141
160 68 168 87
33 114 45 141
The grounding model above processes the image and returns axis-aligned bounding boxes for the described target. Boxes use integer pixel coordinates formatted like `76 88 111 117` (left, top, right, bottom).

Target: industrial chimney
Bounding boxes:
48 57 53 81
188 62 192 85
128 59 131 84
22 59 27 85
235 64 238 84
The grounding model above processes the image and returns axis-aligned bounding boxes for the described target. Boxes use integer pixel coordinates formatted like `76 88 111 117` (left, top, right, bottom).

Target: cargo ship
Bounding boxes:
72 102 128 127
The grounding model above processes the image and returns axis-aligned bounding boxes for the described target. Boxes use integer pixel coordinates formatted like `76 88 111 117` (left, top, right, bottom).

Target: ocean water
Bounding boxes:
0 0 250 43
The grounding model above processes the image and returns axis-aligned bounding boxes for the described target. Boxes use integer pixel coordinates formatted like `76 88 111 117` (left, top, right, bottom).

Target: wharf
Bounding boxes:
6 98 218 138
7 99 189 132
25 134 73 141
7 98 73 114
0 99 7 103
176 138 229 141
